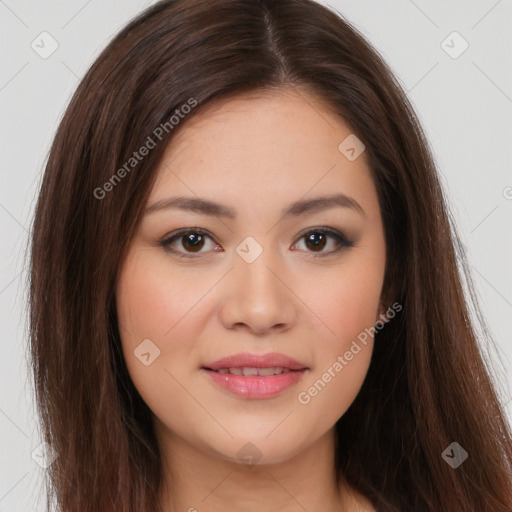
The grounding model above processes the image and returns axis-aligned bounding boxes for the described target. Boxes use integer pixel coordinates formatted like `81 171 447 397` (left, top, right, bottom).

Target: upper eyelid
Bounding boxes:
162 228 217 244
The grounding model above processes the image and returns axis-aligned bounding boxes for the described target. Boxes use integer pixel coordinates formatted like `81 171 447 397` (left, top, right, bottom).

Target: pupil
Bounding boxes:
306 233 326 251
183 233 204 252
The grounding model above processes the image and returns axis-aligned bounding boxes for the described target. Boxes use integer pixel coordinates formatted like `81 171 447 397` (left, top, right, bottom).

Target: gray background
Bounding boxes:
1 1 511 510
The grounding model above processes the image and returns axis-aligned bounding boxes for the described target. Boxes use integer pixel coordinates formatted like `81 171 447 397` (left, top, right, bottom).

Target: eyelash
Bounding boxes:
159 227 355 259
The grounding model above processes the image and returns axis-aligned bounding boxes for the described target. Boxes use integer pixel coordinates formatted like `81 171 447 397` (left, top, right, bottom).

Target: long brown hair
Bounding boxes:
28 0 512 510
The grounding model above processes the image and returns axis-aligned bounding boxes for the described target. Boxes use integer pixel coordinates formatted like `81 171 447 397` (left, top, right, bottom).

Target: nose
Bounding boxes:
218 250 297 335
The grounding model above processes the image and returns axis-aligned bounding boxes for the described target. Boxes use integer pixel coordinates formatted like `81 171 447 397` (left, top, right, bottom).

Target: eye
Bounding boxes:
159 227 355 259
159 228 221 258
291 227 355 257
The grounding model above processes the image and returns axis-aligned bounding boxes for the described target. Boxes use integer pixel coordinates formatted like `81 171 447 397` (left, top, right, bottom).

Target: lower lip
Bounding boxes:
202 368 307 399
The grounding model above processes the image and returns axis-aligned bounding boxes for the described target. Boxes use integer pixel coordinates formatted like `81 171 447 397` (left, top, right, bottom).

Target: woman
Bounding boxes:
28 0 512 511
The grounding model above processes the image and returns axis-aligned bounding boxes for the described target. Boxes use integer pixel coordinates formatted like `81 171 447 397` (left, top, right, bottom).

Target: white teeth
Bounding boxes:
242 367 259 376
258 367 278 376
213 367 293 376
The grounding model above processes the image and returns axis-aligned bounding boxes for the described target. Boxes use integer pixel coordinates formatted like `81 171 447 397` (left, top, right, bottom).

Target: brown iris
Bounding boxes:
304 232 327 252
181 232 206 253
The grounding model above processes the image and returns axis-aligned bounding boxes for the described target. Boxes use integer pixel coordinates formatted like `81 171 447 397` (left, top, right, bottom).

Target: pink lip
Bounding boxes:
202 352 308 371
201 352 309 399
202 368 308 399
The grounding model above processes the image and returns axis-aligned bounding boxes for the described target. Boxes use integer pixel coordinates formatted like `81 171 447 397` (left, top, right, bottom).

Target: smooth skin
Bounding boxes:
116 89 386 512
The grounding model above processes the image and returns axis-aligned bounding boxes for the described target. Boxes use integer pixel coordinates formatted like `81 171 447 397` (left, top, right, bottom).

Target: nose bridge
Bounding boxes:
219 235 296 333
235 237 284 303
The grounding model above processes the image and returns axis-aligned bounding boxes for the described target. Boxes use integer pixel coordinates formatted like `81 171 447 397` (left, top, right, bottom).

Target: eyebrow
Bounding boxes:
145 193 366 219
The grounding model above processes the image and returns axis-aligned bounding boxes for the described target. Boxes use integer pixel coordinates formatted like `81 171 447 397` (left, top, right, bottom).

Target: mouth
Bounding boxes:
200 352 309 399
203 366 301 376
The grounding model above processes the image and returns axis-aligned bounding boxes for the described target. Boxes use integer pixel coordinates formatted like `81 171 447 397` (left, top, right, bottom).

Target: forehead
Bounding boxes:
148 90 378 221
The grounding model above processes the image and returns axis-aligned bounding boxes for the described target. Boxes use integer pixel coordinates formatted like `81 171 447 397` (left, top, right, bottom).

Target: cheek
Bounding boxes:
294 289 376 430
116 250 209 343
324 271 381 341
292 255 383 420
304 255 384 352
115 251 210 402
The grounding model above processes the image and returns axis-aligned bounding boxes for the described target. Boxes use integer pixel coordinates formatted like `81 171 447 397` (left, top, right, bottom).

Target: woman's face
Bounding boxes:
116 90 387 465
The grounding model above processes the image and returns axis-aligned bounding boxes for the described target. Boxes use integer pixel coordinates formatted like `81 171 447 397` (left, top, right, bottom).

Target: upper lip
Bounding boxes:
202 352 308 371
